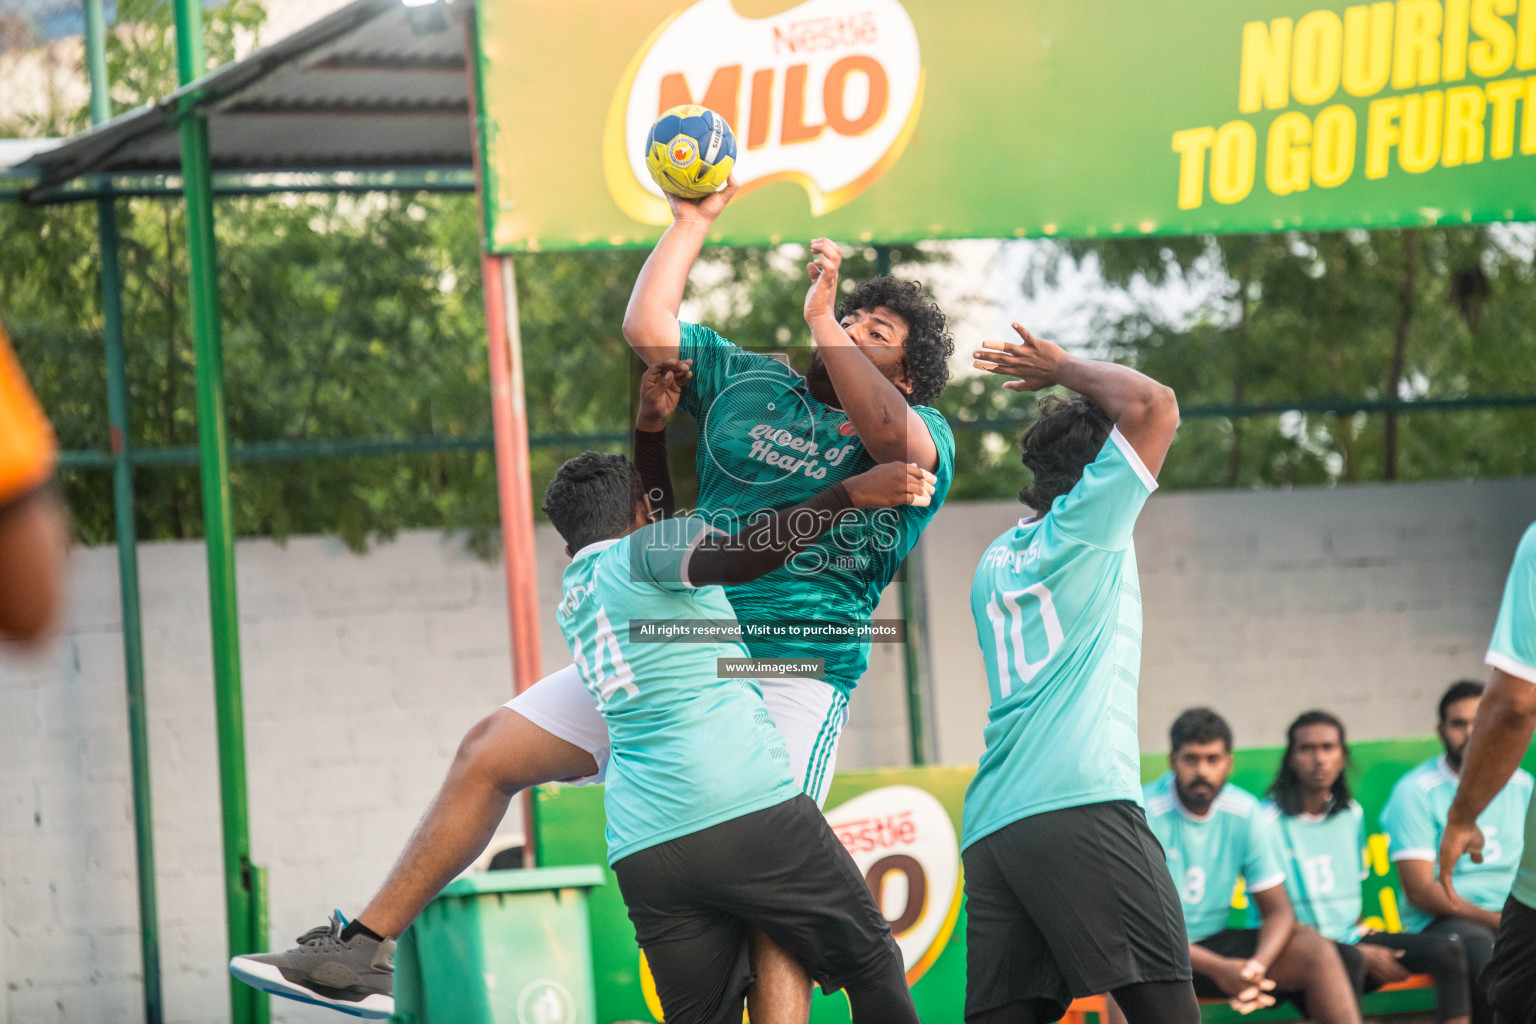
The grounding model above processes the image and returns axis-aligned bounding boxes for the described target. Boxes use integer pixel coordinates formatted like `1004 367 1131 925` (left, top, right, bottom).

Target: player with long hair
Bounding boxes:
1265 710 1471 1024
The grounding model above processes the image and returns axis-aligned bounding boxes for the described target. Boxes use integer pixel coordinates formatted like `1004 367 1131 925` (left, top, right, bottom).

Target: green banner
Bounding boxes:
535 739 1536 1023
475 0 1536 253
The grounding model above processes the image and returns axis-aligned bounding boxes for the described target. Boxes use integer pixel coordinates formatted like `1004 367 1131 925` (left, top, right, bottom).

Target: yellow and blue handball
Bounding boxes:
644 105 737 199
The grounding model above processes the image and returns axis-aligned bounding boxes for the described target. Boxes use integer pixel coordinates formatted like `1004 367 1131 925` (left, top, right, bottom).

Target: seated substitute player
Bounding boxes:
1144 708 1363 1024
543 450 931 1024
1381 679 1533 1024
1263 710 1470 1024
0 319 68 645
959 325 1197 1024
1439 521 1536 1024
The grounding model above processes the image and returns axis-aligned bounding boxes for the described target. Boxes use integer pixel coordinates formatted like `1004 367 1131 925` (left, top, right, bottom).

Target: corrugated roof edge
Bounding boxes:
15 0 402 195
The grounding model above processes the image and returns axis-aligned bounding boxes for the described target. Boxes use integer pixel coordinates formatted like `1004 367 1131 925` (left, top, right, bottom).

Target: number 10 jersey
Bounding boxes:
961 428 1159 851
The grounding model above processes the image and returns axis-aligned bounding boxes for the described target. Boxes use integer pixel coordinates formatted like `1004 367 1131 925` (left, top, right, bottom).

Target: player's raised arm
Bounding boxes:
803 239 942 470
622 177 739 365
974 323 1179 477
686 462 937 587
633 358 692 521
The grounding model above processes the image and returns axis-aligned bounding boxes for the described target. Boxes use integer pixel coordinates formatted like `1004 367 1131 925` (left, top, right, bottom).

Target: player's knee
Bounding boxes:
1464 927 1495 959
453 712 515 787
1428 936 1469 982
1290 927 1340 972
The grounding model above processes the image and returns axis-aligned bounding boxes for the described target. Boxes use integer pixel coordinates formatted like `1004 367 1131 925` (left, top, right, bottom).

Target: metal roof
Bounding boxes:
15 0 473 197
0 138 62 172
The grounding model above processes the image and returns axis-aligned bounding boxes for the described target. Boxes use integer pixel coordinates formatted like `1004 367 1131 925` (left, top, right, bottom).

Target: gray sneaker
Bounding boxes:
229 912 395 1020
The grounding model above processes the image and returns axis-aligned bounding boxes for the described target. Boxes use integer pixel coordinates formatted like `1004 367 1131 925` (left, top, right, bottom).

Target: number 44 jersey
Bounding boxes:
961 428 1159 852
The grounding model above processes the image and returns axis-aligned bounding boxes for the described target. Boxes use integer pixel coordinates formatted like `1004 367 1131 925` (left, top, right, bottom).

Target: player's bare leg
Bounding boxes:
747 927 814 1024
357 708 599 937
1261 927 1363 1024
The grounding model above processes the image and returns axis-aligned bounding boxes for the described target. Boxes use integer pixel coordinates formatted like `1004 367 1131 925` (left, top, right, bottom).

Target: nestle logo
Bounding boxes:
831 811 916 853
772 12 878 54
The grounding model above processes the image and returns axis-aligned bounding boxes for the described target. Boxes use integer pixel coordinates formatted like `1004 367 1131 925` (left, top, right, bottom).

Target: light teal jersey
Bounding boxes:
1380 754 1533 932
677 322 954 692
961 428 1157 849
555 517 798 865
1144 775 1288 943
1256 800 1367 943
1488 523 1536 909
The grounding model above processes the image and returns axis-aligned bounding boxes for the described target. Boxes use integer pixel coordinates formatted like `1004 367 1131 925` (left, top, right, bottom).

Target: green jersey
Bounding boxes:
1380 754 1533 932
1491 523 1536 909
677 322 954 692
1258 800 1367 943
961 428 1157 849
555 517 797 865
1144 775 1288 943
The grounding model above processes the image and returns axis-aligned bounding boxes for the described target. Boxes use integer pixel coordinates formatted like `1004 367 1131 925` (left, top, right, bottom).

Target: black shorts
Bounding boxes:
963 800 1193 1022
1485 896 1536 1024
613 794 903 1024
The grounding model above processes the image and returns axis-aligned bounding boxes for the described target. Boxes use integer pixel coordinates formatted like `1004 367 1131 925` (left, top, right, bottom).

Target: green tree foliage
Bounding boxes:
937 229 1536 503
4 3 1533 551
0 4 946 551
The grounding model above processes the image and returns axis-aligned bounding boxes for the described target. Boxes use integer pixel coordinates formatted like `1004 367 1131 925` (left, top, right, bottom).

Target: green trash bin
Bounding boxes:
390 865 605 1024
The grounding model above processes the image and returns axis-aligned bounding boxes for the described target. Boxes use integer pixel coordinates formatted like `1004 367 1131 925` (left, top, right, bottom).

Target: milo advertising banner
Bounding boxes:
474 0 1536 252
532 739 1536 1023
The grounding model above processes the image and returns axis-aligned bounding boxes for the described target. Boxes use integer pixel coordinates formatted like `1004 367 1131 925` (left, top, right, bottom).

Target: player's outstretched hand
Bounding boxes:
804 238 843 325
637 358 693 431
842 462 937 509
1437 816 1486 900
973 324 1070 392
666 174 739 225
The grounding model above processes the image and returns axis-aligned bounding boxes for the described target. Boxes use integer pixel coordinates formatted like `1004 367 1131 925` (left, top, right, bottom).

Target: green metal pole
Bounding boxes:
84 0 110 125
84 4 164 1022
170 4 260 1022
874 245 933 766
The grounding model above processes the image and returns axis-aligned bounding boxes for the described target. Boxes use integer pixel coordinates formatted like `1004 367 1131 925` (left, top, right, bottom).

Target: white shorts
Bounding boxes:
504 666 850 808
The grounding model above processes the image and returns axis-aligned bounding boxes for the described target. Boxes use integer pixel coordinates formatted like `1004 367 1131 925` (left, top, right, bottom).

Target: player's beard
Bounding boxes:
1445 739 1468 771
804 351 907 410
1176 778 1218 815
804 354 841 409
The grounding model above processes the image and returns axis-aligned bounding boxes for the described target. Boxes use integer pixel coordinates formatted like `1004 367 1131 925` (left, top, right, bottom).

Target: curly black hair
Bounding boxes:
1018 395 1112 513
838 277 953 407
542 451 645 553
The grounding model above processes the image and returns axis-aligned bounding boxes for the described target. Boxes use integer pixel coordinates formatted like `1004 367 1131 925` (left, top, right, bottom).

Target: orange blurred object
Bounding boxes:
0 322 57 506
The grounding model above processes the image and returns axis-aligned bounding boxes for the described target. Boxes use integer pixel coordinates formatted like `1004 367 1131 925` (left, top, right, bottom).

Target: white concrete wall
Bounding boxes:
922 477 1536 764
2 476 1534 1023
0 532 528 1024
